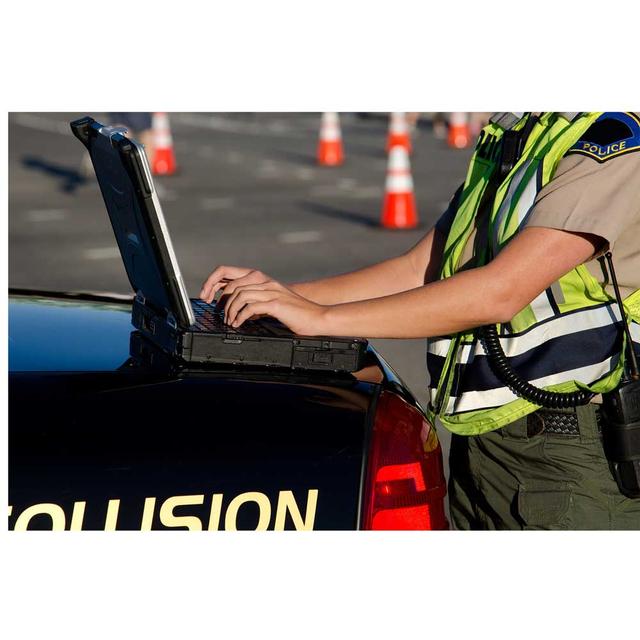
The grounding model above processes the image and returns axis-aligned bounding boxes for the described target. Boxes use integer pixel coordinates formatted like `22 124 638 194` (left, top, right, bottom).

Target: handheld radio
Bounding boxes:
599 252 640 499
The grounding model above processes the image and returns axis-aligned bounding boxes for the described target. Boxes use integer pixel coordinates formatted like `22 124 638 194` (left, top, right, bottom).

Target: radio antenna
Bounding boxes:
605 251 639 381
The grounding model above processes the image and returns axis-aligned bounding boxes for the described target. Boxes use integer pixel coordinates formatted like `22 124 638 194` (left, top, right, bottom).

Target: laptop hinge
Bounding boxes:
166 312 178 330
135 289 177 329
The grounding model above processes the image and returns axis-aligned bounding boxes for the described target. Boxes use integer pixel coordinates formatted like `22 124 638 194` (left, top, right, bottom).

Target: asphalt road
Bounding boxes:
9 111 473 478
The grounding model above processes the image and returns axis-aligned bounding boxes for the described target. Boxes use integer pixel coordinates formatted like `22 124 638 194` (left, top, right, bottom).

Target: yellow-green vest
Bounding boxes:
427 112 640 436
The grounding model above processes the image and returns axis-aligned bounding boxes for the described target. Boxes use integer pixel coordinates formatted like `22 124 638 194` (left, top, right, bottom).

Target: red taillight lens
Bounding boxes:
362 392 448 530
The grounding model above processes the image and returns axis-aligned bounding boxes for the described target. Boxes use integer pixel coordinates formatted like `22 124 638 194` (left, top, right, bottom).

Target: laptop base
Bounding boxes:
132 297 367 372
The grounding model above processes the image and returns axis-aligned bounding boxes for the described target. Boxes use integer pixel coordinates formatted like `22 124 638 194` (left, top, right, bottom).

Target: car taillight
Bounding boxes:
362 391 448 530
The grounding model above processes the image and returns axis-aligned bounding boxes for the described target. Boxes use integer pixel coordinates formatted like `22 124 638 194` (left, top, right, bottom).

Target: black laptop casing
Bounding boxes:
71 116 368 373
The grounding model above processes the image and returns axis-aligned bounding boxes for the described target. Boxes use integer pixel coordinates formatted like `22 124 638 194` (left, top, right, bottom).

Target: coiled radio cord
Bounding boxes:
478 324 594 409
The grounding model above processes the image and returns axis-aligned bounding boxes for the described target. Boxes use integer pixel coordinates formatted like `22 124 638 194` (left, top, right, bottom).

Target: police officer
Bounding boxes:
201 112 640 530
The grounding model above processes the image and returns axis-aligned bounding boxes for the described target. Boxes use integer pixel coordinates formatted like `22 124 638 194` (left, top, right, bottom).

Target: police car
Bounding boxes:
8 289 448 531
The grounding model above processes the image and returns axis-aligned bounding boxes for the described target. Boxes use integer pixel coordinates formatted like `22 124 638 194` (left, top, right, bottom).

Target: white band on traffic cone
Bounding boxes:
385 146 414 193
321 112 341 142
390 112 409 134
153 113 174 147
449 112 467 126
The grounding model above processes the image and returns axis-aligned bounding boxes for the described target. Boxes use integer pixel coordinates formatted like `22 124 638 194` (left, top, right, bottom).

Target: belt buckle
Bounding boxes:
532 410 581 436
527 413 546 437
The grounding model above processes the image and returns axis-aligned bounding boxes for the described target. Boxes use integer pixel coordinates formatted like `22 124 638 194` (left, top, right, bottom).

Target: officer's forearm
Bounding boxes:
321 226 601 338
289 254 418 305
322 266 512 338
290 227 444 306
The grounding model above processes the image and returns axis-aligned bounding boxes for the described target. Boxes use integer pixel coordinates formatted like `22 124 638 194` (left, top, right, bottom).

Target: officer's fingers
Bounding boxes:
222 270 270 299
205 280 230 304
222 282 272 314
232 301 277 328
200 266 252 299
226 290 274 325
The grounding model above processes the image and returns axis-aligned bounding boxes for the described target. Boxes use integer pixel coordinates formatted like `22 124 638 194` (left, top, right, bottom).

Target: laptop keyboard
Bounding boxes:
190 299 291 337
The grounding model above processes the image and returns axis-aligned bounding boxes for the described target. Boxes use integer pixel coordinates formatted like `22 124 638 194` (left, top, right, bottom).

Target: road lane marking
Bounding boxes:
12 113 71 135
175 113 308 139
200 197 235 211
337 178 357 190
309 183 381 199
296 167 314 180
309 184 339 197
345 186 382 199
83 246 121 260
257 160 282 178
278 230 324 244
26 209 68 222
154 182 178 201
198 145 215 159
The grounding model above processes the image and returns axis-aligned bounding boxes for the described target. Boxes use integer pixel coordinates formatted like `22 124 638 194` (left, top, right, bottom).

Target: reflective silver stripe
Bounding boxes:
489 112 525 130
447 356 619 414
558 112 581 122
550 281 566 306
453 303 622 363
491 159 533 254
515 165 540 227
426 306 611 369
441 320 638 415
427 337 454 358
529 289 557 322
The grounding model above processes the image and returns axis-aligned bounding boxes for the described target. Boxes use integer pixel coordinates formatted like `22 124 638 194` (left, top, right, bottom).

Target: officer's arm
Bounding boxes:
322 226 603 338
290 226 443 305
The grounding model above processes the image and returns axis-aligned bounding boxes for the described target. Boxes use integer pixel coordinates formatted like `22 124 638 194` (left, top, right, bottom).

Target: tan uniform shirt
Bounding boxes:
436 121 640 299
526 150 640 299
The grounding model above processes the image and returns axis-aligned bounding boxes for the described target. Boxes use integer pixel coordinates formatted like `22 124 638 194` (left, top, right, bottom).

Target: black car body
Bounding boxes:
8 290 448 531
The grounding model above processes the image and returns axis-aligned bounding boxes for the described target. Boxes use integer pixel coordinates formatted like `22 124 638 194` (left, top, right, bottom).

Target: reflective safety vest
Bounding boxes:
426 112 640 436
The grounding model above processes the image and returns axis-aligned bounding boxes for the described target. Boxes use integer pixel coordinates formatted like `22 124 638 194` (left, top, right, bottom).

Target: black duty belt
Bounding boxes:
526 406 602 437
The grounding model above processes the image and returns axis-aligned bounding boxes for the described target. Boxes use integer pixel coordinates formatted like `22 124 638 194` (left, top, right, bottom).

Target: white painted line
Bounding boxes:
198 145 215 159
257 161 281 178
295 168 314 181
346 186 383 199
160 191 179 202
278 230 324 244
309 184 381 199
175 113 305 139
154 182 179 201
12 113 71 135
309 184 339 197
338 178 357 190
83 246 121 260
26 209 68 222
200 197 235 211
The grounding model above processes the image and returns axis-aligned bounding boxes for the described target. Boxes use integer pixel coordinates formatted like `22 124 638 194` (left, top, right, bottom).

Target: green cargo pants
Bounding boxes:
448 404 640 530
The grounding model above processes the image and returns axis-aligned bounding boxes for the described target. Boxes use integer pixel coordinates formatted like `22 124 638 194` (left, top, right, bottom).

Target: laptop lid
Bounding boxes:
71 116 194 328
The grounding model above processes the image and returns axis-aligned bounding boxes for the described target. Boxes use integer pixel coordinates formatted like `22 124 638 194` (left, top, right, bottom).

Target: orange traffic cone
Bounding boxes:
381 145 418 229
386 112 412 153
152 112 177 175
317 112 344 166
447 112 470 149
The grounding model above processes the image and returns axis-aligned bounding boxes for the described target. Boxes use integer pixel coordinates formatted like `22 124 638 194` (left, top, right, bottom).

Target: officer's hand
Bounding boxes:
200 266 282 305
223 279 329 335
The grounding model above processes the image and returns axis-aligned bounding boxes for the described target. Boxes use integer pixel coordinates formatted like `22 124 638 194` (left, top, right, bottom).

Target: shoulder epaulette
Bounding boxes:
566 112 640 163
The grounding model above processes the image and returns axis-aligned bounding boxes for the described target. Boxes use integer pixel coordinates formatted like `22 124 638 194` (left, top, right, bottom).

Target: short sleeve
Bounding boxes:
435 183 464 236
525 119 640 247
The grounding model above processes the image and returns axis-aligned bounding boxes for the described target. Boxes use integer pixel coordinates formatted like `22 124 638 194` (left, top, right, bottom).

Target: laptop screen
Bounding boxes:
74 118 194 328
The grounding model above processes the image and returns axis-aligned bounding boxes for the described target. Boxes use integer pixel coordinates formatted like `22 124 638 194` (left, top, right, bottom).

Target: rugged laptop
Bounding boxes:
70 116 367 372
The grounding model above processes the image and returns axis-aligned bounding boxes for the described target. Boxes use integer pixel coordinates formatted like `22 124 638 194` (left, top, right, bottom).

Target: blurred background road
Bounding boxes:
8 111 473 466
